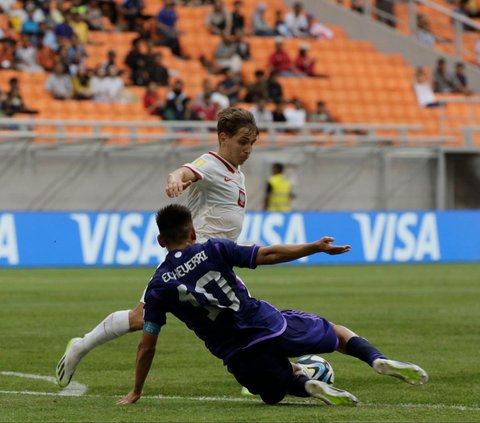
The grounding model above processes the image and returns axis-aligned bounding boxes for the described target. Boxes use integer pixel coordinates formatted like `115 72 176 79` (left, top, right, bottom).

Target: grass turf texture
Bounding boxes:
1 264 479 422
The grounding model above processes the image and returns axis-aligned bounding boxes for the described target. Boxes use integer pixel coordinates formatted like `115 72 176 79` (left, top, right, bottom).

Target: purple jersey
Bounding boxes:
144 239 287 363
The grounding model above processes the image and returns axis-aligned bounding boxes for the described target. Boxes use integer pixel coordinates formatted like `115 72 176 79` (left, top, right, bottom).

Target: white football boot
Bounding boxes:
372 358 428 385
56 337 83 387
305 380 358 406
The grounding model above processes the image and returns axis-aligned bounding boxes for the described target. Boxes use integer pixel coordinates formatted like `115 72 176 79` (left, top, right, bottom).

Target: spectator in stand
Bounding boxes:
119 0 145 32
234 29 250 60
451 62 472 95
39 22 59 52
272 101 287 123
250 98 273 124
211 84 230 110
269 36 297 77
284 98 307 132
68 51 83 75
0 38 16 69
252 3 276 36
244 69 268 102
218 70 242 103
15 34 43 72
21 9 40 37
205 0 232 36
143 81 164 117
104 65 125 102
194 92 220 121
90 66 110 101
432 58 454 93
147 52 170 87
44 62 73 99
376 0 395 28
309 100 336 133
3 77 38 116
413 67 440 108
416 14 435 48
275 9 292 38
309 100 335 124
230 0 245 36
285 2 309 38
72 67 93 100
101 49 117 73
66 34 87 68
267 71 283 103
70 12 89 44
85 0 104 30
55 12 74 41
214 34 242 74
306 13 333 40
156 0 183 57
125 38 148 86
195 78 214 105
37 38 55 71
295 43 316 77
164 79 190 120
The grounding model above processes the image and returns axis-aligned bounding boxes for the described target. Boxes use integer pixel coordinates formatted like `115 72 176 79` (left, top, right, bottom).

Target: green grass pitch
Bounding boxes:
1 264 479 422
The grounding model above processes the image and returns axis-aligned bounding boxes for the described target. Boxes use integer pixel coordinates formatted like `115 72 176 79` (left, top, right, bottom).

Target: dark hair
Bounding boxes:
217 107 259 138
273 162 284 173
155 204 193 244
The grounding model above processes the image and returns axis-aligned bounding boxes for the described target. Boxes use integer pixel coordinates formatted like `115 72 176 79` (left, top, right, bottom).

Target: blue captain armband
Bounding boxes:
143 321 161 336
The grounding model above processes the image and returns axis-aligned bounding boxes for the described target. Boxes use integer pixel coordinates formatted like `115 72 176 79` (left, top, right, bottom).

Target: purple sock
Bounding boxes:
345 336 387 366
288 374 310 398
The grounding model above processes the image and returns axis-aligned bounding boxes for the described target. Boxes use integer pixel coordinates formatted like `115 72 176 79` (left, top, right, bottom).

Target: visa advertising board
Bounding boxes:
0 211 478 267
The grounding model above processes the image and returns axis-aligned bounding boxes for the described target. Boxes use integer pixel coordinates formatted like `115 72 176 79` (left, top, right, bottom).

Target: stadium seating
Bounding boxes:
0 0 478 147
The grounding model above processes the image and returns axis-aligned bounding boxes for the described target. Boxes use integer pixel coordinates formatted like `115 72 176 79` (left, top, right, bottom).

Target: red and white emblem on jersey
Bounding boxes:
237 188 246 208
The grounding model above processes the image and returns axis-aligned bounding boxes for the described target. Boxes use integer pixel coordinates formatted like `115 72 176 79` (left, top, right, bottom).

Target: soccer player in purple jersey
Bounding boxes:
56 108 258 389
117 204 428 406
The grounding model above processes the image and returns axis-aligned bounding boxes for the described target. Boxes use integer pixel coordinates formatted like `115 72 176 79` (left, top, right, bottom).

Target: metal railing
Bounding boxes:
0 118 459 150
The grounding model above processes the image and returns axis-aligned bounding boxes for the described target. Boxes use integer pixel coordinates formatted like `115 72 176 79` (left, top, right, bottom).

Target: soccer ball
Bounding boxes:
296 355 334 384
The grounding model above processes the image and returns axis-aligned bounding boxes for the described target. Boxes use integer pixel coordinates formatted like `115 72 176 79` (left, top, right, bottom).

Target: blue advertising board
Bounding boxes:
0 211 479 267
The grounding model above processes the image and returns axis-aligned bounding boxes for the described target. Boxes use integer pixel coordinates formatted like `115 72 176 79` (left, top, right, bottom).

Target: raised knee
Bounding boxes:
128 307 144 331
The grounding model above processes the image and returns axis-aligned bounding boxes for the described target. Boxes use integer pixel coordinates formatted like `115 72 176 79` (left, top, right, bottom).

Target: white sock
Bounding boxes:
73 310 131 358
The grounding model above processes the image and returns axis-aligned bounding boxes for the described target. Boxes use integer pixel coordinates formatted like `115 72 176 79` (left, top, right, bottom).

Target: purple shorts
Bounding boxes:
277 309 339 356
227 310 338 404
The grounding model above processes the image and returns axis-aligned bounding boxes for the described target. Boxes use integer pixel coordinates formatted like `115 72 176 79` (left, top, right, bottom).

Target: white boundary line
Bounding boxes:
0 371 87 396
1 371 478 412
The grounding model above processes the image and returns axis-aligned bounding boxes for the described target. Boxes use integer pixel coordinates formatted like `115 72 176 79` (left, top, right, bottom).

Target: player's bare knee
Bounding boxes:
128 304 145 331
333 324 358 351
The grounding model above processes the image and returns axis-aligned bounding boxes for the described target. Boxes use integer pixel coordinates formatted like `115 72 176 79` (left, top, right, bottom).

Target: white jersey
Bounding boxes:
183 151 247 242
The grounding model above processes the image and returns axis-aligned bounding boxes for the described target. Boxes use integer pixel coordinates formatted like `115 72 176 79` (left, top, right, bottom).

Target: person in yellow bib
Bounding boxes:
264 163 293 212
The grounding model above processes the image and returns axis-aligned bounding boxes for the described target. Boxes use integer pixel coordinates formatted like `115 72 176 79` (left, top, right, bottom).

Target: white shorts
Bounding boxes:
139 286 147 303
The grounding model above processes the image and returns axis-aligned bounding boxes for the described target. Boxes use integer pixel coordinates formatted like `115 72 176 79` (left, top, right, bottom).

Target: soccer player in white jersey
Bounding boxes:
56 108 259 388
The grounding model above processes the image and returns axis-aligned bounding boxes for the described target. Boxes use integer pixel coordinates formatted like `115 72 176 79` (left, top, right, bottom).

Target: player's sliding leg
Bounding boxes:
334 324 428 385
56 302 144 387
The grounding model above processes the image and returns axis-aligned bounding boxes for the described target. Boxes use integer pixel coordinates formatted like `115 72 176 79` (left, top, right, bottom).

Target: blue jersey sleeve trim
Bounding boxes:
143 321 161 336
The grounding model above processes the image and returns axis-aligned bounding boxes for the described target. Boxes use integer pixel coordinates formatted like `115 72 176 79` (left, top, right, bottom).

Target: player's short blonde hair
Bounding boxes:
217 107 259 138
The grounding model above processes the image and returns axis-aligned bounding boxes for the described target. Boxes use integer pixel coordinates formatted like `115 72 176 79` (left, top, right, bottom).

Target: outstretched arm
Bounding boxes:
117 328 159 405
165 167 197 198
255 237 351 266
